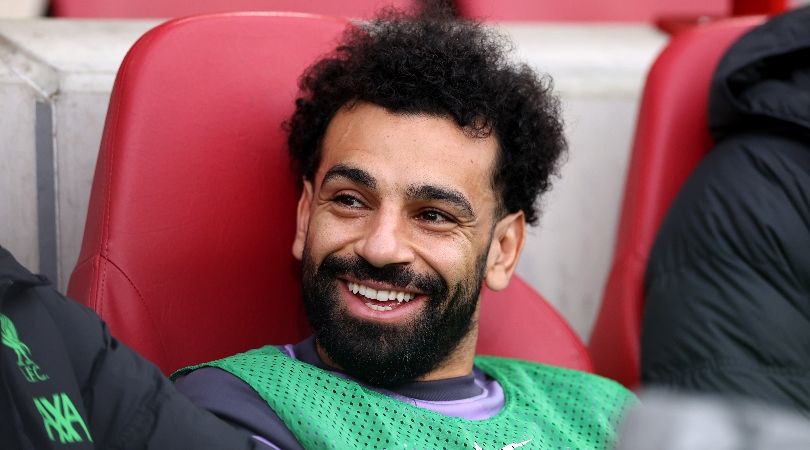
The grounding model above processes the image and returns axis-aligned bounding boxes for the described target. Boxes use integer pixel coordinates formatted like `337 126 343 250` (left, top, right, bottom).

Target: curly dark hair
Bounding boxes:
286 10 566 225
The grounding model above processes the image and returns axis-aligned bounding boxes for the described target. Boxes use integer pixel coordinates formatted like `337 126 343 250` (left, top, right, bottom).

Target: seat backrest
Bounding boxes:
68 12 592 376
587 17 763 389
455 0 729 22
51 0 414 18
479 278 592 372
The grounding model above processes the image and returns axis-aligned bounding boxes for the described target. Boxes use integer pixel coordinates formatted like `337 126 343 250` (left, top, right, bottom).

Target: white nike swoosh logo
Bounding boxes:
473 439 532 450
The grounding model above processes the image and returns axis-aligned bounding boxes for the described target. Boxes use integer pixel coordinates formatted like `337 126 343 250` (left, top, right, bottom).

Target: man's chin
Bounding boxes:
300 251 483 386
310 289 477 387
316 330 441 387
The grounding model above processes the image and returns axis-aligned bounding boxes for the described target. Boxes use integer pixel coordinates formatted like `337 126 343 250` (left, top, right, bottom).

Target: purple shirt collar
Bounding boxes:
286 337 504 420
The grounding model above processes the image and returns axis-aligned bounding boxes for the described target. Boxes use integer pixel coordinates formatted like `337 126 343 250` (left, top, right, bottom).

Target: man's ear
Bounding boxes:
485 211 525 291
292 179 313 261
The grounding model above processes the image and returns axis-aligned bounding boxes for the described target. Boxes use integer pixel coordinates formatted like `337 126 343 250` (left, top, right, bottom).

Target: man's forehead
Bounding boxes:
314 102 499 193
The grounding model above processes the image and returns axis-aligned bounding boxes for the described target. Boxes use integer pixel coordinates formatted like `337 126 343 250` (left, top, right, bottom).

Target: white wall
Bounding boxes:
0 54 39 269
502 24 666 338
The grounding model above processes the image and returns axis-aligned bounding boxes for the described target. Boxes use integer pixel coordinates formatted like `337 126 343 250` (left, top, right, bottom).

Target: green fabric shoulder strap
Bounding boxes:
173 346 635 450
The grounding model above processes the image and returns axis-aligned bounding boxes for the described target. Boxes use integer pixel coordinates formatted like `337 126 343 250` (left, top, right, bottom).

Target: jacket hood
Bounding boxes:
709 6 810 141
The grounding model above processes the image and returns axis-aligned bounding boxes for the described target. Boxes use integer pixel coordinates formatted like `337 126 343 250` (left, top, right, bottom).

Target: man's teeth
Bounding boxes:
365 302 393 311
347 282 415 303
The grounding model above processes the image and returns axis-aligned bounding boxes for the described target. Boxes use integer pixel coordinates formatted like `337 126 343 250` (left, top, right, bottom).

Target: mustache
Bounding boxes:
317 254 447 296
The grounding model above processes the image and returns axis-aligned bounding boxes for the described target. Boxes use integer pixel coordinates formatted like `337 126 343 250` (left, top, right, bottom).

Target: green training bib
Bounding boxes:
174 346 635 450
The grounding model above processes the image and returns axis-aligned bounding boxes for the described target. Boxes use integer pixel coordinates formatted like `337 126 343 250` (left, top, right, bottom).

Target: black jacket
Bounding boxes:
0 246 261 449
642 7 810 413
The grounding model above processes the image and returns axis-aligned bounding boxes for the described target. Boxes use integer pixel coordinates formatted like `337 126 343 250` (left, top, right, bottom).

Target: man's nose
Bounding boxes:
353 208 415 268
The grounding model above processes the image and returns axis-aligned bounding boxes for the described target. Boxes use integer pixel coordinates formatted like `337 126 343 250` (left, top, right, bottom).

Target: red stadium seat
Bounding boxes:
52 0 414 19
455 0 729 22
68 13 592 375
733 0 786 15
478 277 592 372
587 17 763 389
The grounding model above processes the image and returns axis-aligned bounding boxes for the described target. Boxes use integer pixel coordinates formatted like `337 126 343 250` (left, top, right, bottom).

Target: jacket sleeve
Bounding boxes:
46 286 268 449
1 274 263 450
641 134 810 412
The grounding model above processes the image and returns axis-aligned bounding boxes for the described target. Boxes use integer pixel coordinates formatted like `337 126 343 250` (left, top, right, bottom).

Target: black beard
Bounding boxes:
300 251 486 387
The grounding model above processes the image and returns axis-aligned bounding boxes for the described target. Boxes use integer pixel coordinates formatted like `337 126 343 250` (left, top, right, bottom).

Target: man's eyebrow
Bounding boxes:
406 185 475 218
321 164 377 190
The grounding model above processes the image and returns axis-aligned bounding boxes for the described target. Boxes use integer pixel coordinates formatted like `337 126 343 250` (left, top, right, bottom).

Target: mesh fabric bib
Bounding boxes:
174 346 634 450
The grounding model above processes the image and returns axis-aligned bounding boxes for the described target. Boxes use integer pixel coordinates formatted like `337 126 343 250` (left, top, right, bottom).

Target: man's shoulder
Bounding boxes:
475 356 636 448
175 364 303 450
175 366 264 410
173 344 293 411
474 355 636 406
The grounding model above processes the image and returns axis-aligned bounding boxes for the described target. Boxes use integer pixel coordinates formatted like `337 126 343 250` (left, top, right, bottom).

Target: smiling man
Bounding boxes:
294 103 504 388
173 9 634 450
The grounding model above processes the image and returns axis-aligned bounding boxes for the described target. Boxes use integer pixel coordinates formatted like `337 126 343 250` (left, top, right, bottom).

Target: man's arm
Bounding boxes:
174 367 304 450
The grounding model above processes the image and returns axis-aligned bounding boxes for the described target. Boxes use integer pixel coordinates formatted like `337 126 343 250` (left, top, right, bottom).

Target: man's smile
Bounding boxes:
340 279 427 317
347 280 415 309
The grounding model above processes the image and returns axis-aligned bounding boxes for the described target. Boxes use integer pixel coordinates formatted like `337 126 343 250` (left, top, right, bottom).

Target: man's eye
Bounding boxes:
418 209 453 224
334 194 364 208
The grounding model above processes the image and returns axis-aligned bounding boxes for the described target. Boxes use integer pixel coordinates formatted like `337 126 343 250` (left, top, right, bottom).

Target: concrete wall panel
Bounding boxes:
516 96 639 339
0 70 39 271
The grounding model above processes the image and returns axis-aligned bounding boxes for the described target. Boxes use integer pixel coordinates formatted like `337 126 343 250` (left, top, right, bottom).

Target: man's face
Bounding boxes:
293 102 514 386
